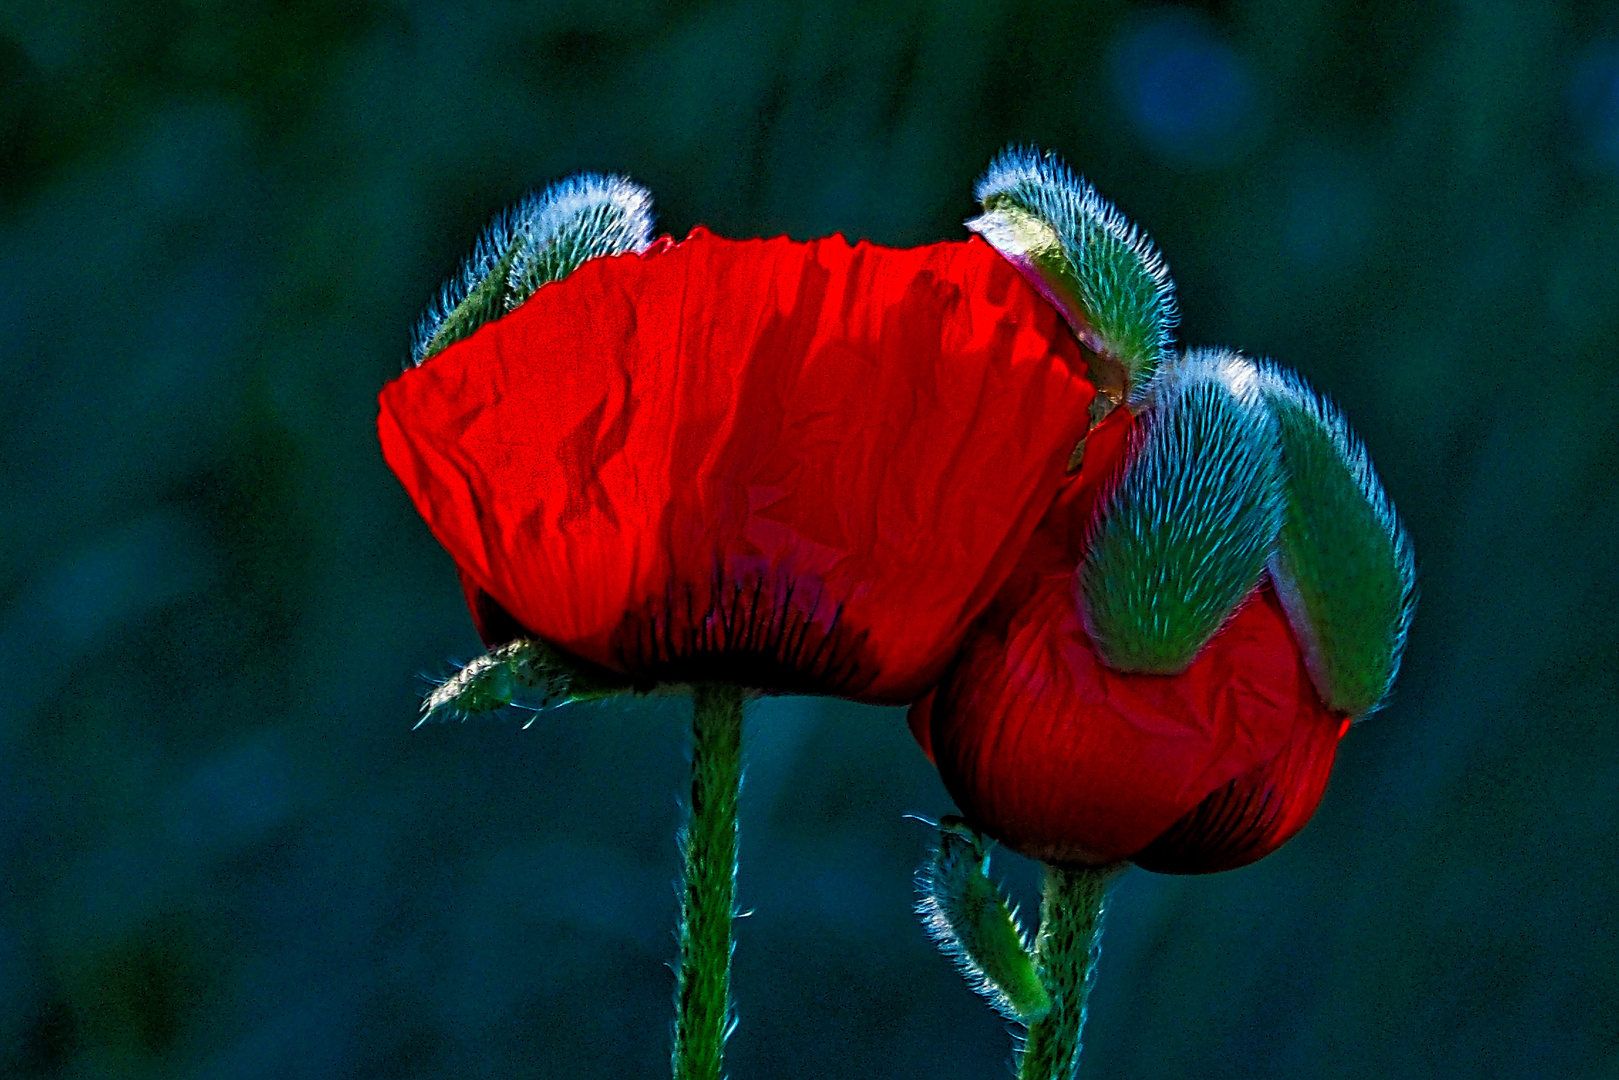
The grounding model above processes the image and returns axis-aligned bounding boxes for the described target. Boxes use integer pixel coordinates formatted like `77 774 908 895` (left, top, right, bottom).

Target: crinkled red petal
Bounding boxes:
379 228 1096 701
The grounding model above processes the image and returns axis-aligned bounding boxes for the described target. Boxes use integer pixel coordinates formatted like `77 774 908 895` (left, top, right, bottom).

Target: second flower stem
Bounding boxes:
673 683 746 1080
1017 864 1117 1080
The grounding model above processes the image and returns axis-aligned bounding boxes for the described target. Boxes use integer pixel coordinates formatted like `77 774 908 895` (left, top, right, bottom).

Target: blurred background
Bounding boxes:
3 1 1617 1077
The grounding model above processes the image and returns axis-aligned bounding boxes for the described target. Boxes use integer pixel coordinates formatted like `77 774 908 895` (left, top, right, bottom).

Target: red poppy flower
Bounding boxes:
379 226 1100 703
909 403 1351 874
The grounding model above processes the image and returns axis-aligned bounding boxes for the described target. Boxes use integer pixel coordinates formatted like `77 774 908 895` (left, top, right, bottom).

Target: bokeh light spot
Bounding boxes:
1108 10 1262 167
1569 41 1619 168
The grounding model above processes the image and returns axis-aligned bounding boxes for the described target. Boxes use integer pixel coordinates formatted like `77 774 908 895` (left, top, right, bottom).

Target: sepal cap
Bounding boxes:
1256 364 1416 717
1078 348 1284 673
916 818 1051 1024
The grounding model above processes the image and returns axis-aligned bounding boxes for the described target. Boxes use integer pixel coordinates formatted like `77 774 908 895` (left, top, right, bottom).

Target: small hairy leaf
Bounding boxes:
1079 349 1284 673
412 172 655 365
968 146 1178 408
1256 365 1416 717
916 818 1051 1024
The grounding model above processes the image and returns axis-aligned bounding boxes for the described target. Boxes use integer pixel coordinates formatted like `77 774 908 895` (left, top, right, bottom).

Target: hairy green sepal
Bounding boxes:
507 192 651 301
1079 349 1283 673
917 819 1051 1024
412 173 655 365
416 241 522 362
418 637 631 725
1260 370 1416 716
968 147 1178 408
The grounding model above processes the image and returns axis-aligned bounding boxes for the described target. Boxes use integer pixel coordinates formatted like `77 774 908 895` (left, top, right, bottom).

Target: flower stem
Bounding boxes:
672 683 746 1080
1017 864 1118 1080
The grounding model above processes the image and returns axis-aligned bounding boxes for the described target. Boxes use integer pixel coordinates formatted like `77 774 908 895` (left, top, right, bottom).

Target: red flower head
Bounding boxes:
911 151 1416 874
379 174 1101 703
910 349 1416 873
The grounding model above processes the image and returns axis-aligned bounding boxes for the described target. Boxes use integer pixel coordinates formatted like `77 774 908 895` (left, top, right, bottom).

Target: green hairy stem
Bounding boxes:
673 684 746 1080
1017 865 1117 1080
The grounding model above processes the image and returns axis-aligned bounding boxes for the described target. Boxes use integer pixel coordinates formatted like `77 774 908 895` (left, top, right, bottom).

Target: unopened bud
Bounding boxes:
916 818 1051 1024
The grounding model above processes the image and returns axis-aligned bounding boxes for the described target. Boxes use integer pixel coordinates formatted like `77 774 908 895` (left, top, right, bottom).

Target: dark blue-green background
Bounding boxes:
4 2 1617 1077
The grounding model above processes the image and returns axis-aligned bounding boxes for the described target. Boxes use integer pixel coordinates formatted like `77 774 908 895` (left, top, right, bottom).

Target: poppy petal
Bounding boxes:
1131 706 1346 873
380 227 1097 701
920 572 1340 867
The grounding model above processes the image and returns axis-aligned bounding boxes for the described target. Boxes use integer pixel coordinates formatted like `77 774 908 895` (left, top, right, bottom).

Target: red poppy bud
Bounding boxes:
912 404 1351 873
380 227 1099 702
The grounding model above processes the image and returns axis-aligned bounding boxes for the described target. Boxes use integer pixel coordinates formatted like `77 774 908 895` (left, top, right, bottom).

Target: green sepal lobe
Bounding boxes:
1079 349 1284 673
969 147 1178 408
411 172 655 365
917 818 1051 1024
1257 365 1416 717
418 637 631 725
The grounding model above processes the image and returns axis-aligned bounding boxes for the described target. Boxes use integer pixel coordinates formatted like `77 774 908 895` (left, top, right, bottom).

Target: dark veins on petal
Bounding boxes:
614 569 876 696
1131 774 1280 874
469 570 877 697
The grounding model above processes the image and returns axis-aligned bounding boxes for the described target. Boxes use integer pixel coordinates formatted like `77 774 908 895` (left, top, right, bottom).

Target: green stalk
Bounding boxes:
1017 865 1117 1080
672 684 746 1080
